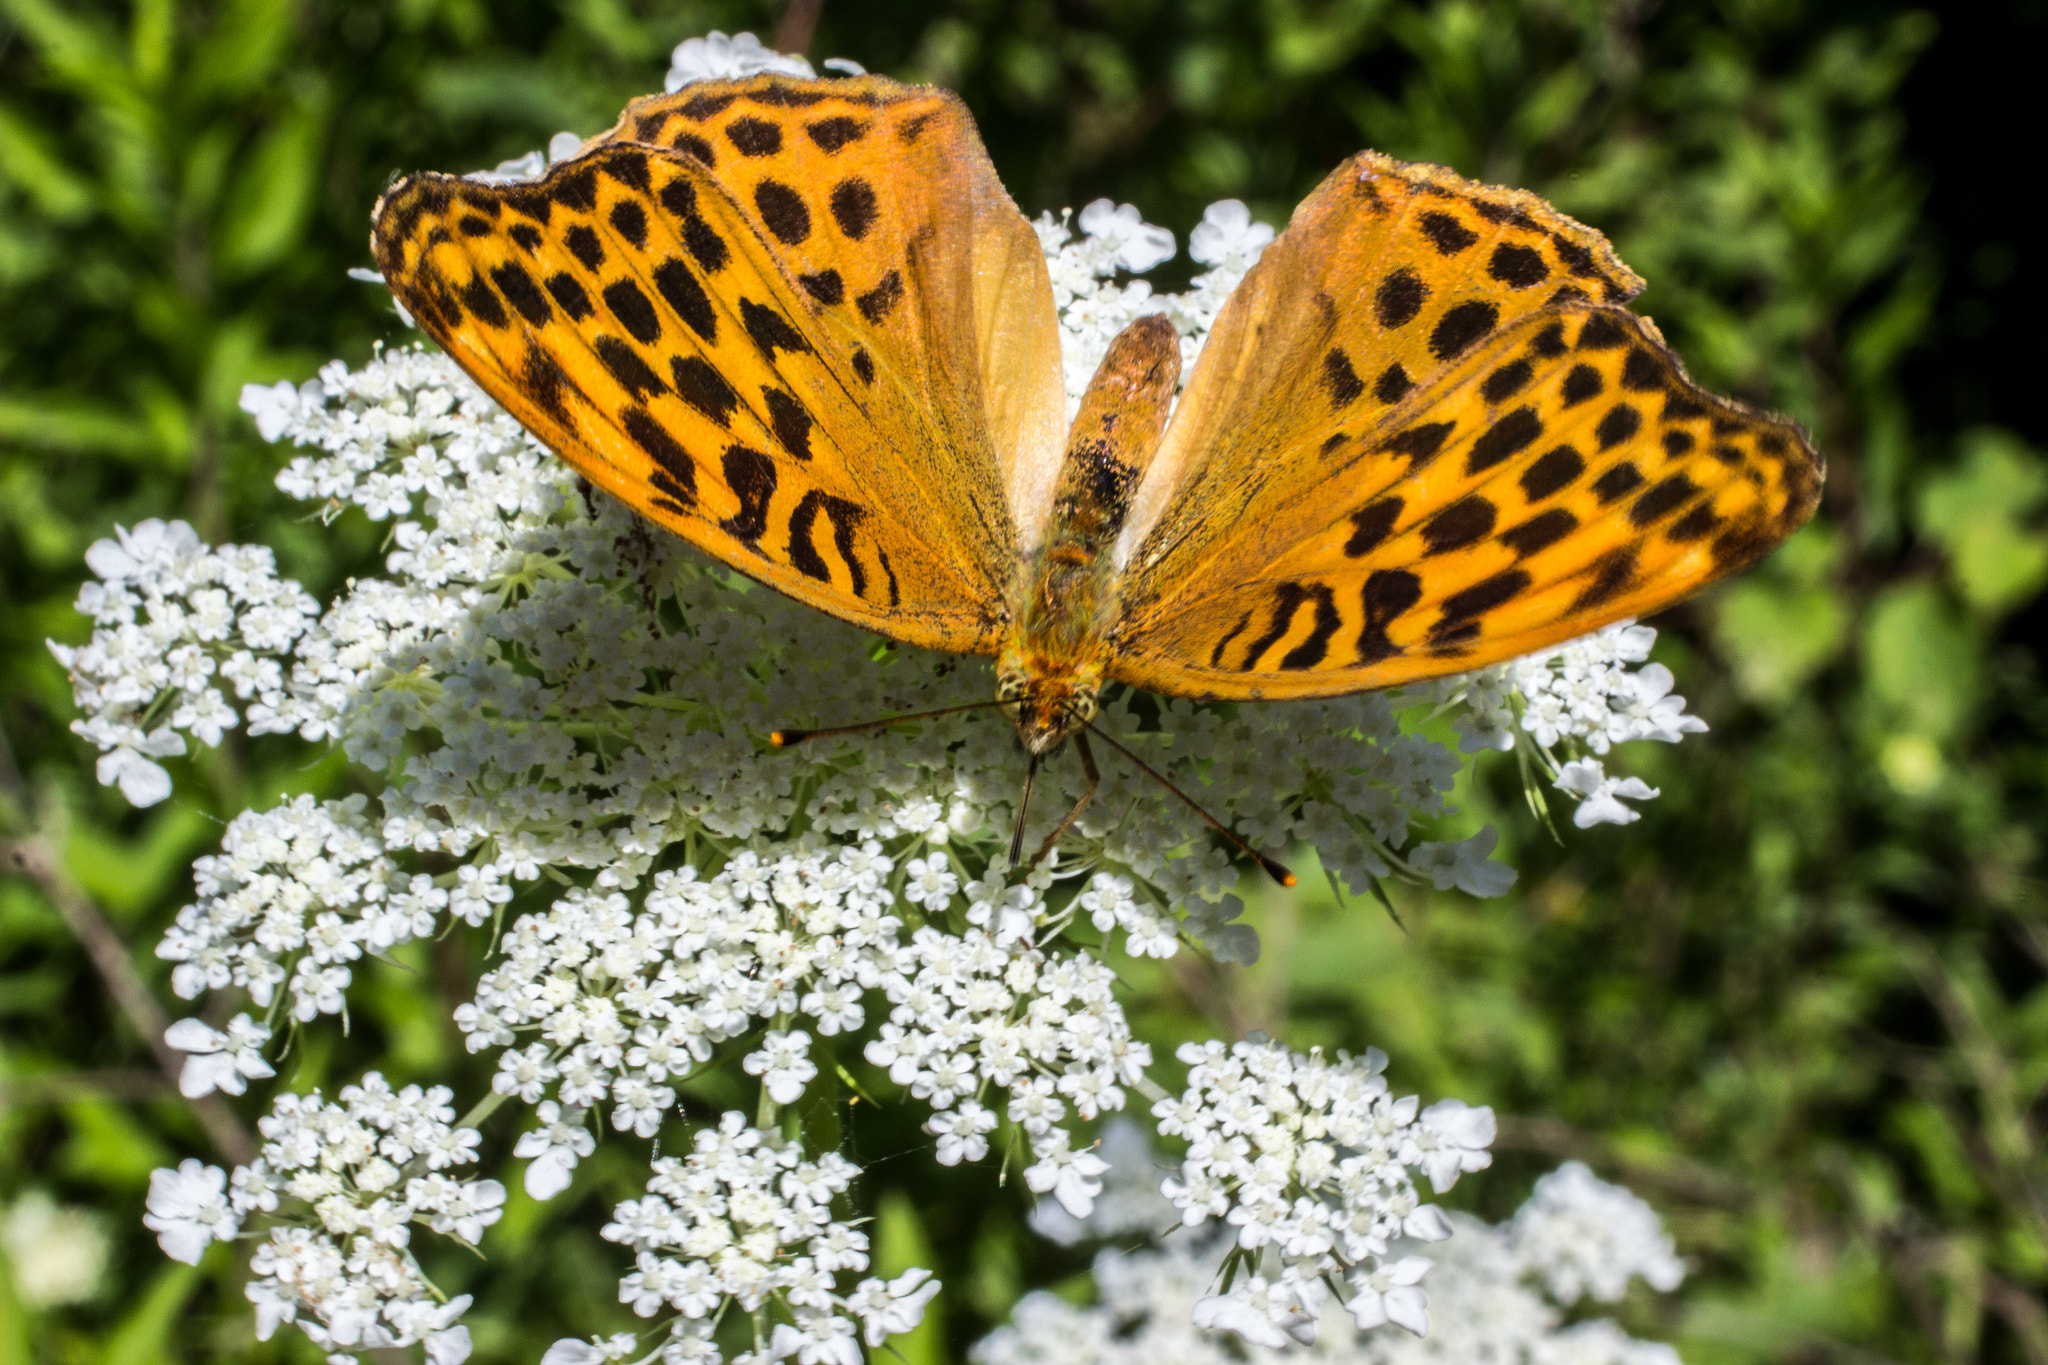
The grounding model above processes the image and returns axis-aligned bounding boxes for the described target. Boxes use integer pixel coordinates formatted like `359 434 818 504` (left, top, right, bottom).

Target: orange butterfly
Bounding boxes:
371 73 1821 873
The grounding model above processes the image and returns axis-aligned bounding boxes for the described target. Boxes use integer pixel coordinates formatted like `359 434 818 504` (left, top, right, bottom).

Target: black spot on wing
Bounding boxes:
830 179 879 240
806 116 868 151
1499 508 1577 557
799 269 844 305
727 117 783 156
1571 547 1639 611
763 386 815 461
490 262 552 325
1375 268 1428 328
851 348 875 384
1662 430 1696 458
565 224 604 271
551 166 598 212
1576 313 1630 350
459 214 492 237
603 279 662 344
670 131 715 166
1237 584 1315 670
1521 445 1584 501
1595 404 1643 450
1592 463 1645 503
1344 497 1404 557
671 357 739 427
609 200 649 248
1357 569 1423 664
1432 569 1530 648
1280 585 1343 670
679 92 737 120
718 445 777 545
545 272 593 319
788 491 870 598
1560 364 1603 407
1621 349 1666 391
1422 496 1497 555
1374 363 1414 404
1488 243 1549 287
1466 407 1542 475
508 222 543 251
1629 473 1702 526
740 298 812 359
593 335 666 400
1430 301 1498 359
652 258 716 341
1481 359 1532 403
1420 211 1478 254
620 407 695 506
856 269 903 324
1376 421 1456 469
1667 503 1722 541
458 275 508 328
1210 611 1253 669
754 181 811 245
1322 348 1365 407
522 341 579 423
1530 323 1568 357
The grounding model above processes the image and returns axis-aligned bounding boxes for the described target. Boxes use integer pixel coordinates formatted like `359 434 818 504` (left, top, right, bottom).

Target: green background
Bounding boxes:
2 1 2043 1362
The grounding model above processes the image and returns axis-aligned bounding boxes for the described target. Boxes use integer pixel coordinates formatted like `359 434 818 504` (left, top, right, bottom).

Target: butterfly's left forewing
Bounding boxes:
1109 155 1822 699
372 74 1064 655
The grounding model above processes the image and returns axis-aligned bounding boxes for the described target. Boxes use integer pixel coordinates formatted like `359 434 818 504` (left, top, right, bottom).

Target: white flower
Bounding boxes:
665 31 814 90
516 1102 597 1200
142 1160 238 1264
1416 1098 1498 1191
95 733 183 806
1192 1275 1322 1348
1407 825 1518 897
1555 758 1661 828
847 1268 942 1346
1 1193 110 1306
1024 1131 1111 1219
1077 199 1177 272
743 1029 818 1105
1187 199 1274 268
1344 1254 1433 1335
165 1013 276 1097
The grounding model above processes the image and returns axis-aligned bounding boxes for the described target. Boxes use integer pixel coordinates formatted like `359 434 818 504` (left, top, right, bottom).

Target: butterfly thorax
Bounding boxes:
998 316 1182 754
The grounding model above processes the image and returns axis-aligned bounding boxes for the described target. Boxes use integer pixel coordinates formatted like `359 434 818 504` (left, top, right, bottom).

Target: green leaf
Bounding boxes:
1916 428 2048 615
1860 580 1980 742
0 104 94 221
213 91 329 278
874 1191 944 1365
97 1260 202 1365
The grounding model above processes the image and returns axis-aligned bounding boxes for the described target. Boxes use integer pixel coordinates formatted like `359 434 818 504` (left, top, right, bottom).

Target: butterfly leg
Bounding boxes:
1025 731 1102 874
1008 754 1040 869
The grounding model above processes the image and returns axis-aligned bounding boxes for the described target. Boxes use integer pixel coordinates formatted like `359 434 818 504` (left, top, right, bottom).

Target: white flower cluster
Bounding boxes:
1034 198 1273 418
144 1074 504 1364
976 1152 1684 1365
459 845 908 1196
49 517 318 805
155 793 443 1031
1151 1038 1495 1348
587 1112 939 1365
1449 623 1707 827
1509 1162 1686 1303
87 31 1720 1362
865 919 1151 1211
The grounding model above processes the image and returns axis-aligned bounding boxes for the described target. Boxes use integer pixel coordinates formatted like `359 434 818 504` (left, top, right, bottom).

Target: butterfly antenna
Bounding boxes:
1010 754 1039 868
770 699 1016 748
1082 720 1295 887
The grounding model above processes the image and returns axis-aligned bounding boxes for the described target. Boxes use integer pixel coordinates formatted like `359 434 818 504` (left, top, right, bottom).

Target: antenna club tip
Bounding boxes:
1262 858 1297 888
769 729 806 748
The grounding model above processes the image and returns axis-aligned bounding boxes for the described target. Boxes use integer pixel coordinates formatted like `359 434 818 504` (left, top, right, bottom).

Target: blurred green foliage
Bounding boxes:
2 1 2043 1363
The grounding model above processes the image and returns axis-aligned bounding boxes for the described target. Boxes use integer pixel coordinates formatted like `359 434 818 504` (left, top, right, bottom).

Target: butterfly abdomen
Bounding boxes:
999 315 1181 751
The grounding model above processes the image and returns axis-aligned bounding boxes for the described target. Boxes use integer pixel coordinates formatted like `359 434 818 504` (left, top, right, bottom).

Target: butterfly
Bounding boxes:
371 72 1821 874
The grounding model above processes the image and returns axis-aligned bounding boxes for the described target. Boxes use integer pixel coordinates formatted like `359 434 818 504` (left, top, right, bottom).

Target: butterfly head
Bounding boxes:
996 663 1100 756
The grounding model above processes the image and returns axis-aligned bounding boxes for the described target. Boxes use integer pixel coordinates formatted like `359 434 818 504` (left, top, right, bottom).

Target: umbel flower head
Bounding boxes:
52 29 1718 1365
